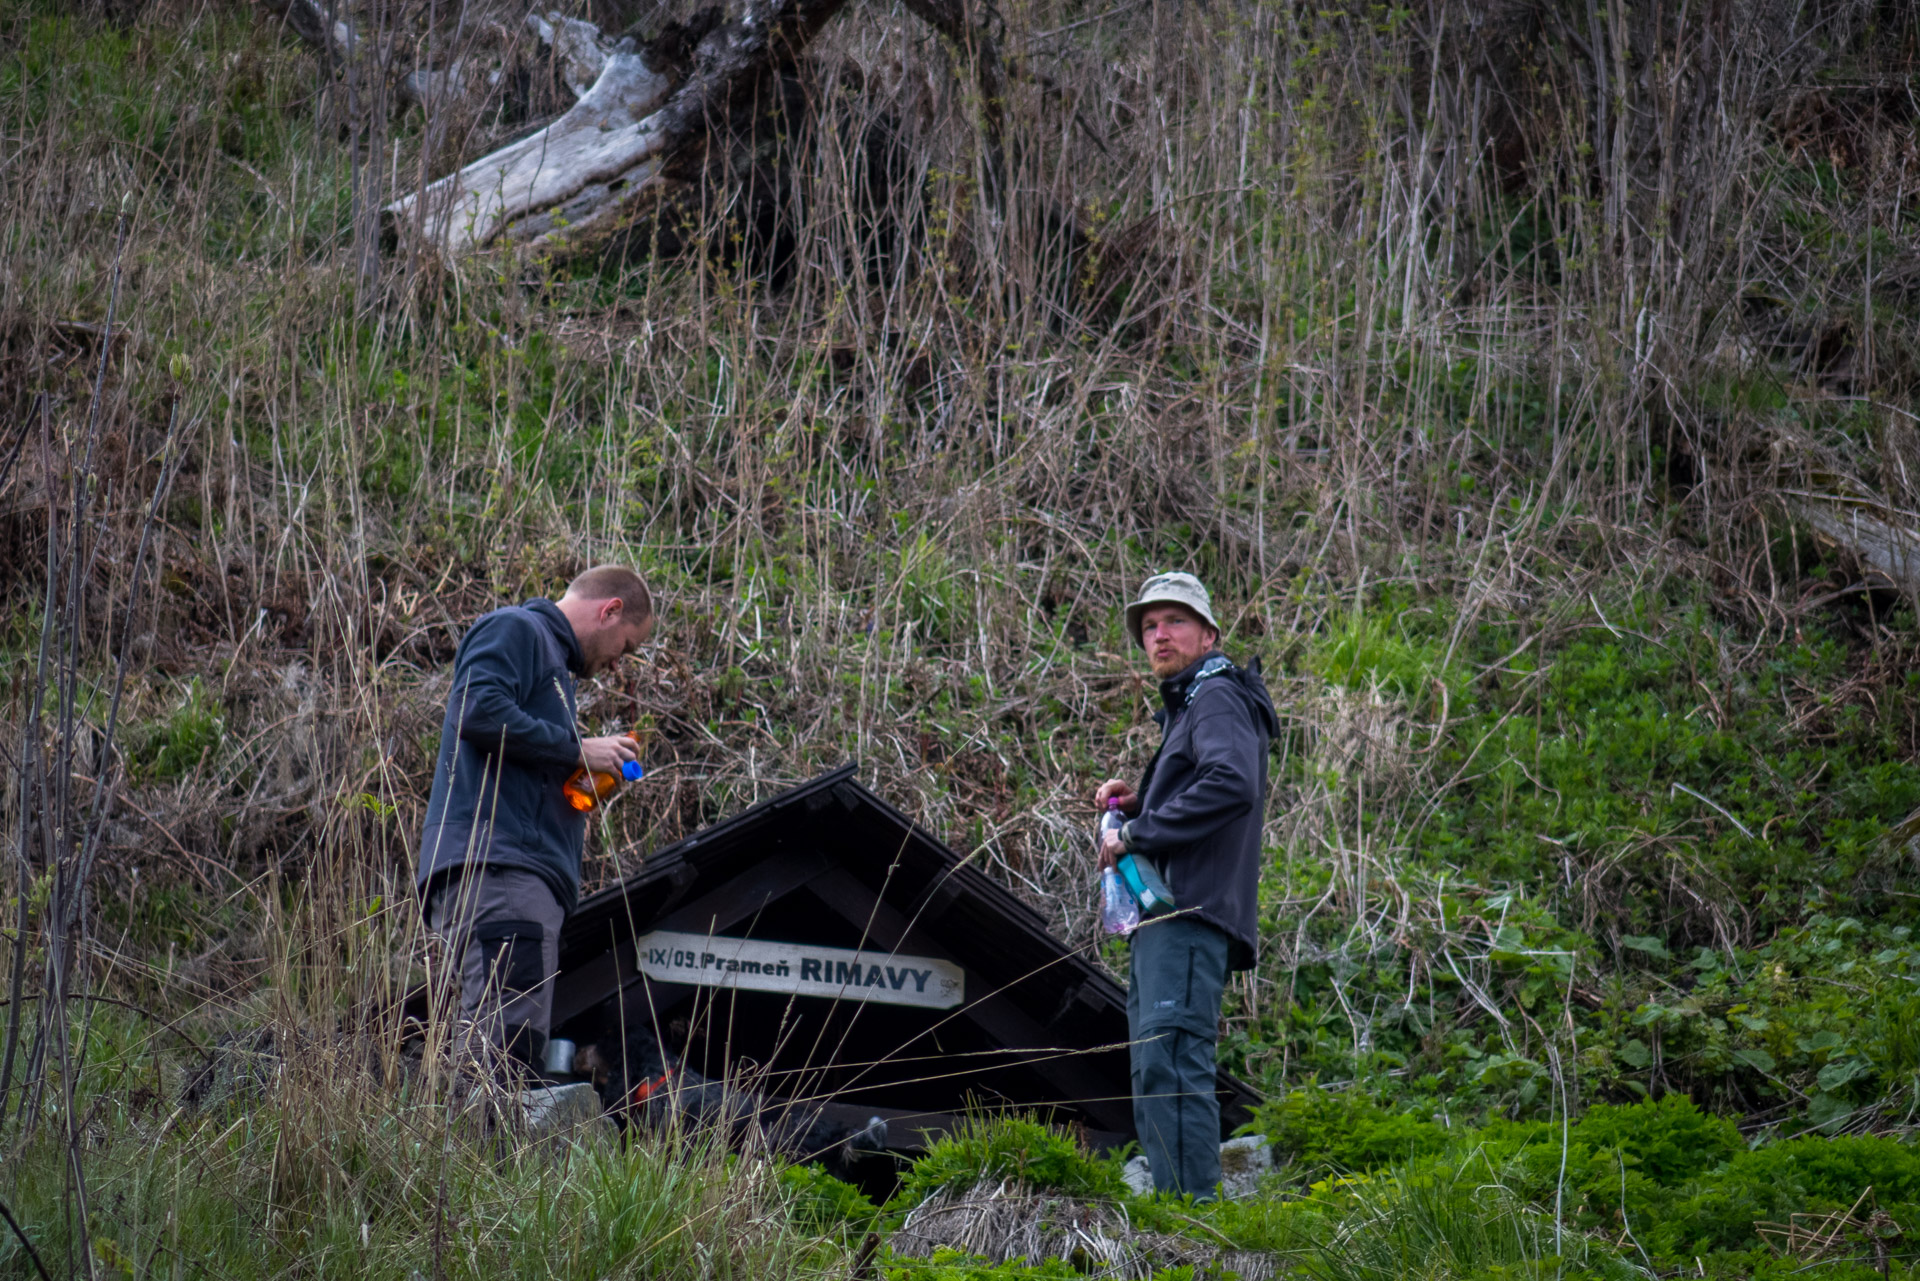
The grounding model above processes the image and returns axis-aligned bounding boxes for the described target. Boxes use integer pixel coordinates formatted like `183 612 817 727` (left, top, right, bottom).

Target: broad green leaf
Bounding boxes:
1817 1058 1871 1091
1808 1092 1855 1135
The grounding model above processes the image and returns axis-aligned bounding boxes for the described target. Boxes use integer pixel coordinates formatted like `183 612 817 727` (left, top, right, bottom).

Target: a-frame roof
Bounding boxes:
552 765 1261 1146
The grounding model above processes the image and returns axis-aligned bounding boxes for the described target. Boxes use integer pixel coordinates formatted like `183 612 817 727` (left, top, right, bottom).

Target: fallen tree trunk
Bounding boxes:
386 0 848 258
401 11 608 112
527 10 616 98
263 2 598 100
388 44 676 253
1796 494 1920 596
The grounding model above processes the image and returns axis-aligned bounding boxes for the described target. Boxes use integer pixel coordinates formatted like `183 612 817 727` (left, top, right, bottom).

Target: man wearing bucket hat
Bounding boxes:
1094 572 1278 1198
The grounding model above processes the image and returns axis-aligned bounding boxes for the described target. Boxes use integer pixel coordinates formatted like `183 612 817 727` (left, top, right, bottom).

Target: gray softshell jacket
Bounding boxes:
1122 651 1280 970
416 599 589 914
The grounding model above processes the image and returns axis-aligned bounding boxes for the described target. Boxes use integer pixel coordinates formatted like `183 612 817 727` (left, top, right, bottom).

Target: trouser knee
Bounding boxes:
428 868 564 1076
1132 1026 1207 1096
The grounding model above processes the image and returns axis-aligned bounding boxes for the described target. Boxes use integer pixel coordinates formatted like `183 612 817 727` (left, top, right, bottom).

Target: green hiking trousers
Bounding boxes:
1127 913 1229 1198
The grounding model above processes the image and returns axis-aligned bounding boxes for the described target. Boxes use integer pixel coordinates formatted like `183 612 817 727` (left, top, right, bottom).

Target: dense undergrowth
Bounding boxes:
1238 592 1920 1127
792 1103 1920 1280
5 0 1920 1273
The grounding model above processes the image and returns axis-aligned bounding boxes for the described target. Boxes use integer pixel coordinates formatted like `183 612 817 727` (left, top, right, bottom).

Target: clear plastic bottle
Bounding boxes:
1098 800 1139 935
1102 866 1140 935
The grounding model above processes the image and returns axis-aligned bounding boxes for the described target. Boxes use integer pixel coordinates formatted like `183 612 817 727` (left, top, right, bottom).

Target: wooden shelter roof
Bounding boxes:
550 765 1261 1147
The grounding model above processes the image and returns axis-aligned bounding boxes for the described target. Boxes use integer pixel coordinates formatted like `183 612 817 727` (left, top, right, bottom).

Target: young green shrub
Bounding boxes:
881 1250 1088 1281
129 676 225 781
1652 1135 1920 1258
1281 1155 1646 1281
1568 1095 1743 1187
1458 1095 1744 1244
894 1116 1125 1204
1871 988 1920 1083
780 1161 882 1236
1250 1087 1451 1178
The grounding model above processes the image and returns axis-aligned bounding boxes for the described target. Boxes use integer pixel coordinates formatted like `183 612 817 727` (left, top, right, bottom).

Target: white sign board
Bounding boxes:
635 929 965 1009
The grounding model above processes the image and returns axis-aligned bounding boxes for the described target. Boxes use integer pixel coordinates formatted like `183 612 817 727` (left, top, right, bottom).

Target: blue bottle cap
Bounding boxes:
621 760 645 781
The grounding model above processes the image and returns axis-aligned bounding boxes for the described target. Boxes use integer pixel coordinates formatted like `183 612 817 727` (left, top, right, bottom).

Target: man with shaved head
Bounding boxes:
418 564 655 1085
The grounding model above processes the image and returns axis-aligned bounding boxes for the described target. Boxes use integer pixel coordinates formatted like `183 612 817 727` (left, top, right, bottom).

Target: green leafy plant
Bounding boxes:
1279 1154 1645 1281
1650 1136 1920 1258
129 677 225 782
881 1250 1089 1281
894 1117 1126 1205
1246 1087 1451 1177
1569 1095 1742 1187
781 1162 881 1236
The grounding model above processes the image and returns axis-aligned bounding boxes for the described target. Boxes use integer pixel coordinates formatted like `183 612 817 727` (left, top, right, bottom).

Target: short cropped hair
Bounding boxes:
564 564 653 620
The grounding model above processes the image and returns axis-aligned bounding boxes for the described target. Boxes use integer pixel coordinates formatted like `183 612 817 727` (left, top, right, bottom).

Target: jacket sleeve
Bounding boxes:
447 613 581 769
1124 687 1262 856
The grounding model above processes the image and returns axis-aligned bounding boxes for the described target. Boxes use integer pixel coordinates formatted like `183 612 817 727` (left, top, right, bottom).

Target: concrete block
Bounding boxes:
517 1082 615 1150
1122 1154 1154 1196
1217 1134 1272 1200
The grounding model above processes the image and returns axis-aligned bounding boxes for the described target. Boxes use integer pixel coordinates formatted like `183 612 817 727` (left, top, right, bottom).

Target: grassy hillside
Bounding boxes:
4 0 1920 1274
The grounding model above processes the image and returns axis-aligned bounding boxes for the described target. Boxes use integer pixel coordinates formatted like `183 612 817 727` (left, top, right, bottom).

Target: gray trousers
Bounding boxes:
1128 914 1229 1198
426 866 566 1075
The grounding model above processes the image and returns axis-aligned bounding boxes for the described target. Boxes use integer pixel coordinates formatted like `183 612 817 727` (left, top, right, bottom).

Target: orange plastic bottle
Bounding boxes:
562 732 644 812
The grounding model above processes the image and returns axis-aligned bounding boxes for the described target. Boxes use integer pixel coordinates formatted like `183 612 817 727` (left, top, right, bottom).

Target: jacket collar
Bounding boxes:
1157 650 1231 718
524 598 586 674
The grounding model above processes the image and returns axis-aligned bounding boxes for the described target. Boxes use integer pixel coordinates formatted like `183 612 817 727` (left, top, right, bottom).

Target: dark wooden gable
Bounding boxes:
551 764 1260 1148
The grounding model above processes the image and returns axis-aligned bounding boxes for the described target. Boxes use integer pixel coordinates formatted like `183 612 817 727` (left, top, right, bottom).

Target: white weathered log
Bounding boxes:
400 61 499 110
526 10 611 99
403 13 603 114
1799 499 1920 594
500 153 668 246
386 48 676 253
389 0 850 258
259 0 358 59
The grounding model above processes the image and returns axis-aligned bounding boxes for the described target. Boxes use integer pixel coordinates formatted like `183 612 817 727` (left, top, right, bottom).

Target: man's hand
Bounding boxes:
1094 778 1140 815
1097 827 1125 870
580 735 640 774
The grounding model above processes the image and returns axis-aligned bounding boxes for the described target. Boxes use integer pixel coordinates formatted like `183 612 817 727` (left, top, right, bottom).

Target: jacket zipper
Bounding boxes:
552 676 586 769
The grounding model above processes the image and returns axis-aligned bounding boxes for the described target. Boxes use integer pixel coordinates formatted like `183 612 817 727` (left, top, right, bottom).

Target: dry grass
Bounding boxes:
0 0 1917 1268
4 0 1912 912
893 1178 1281 1278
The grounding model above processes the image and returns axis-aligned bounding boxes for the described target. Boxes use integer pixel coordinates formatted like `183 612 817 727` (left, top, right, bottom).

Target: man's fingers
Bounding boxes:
581 735 642 773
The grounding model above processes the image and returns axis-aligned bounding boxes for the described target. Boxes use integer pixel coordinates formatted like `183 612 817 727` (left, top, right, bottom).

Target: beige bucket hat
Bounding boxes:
1123 572 1220 648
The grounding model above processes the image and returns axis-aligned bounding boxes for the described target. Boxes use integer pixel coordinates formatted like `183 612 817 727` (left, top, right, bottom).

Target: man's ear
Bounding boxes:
598 597 624 625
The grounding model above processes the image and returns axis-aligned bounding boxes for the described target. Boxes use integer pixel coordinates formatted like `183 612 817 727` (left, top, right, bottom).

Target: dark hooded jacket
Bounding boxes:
416 599 590 914
1121 651 1279 970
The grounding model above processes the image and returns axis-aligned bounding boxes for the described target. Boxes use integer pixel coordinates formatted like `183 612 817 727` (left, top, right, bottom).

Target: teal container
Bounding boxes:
1117 854 1177 916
